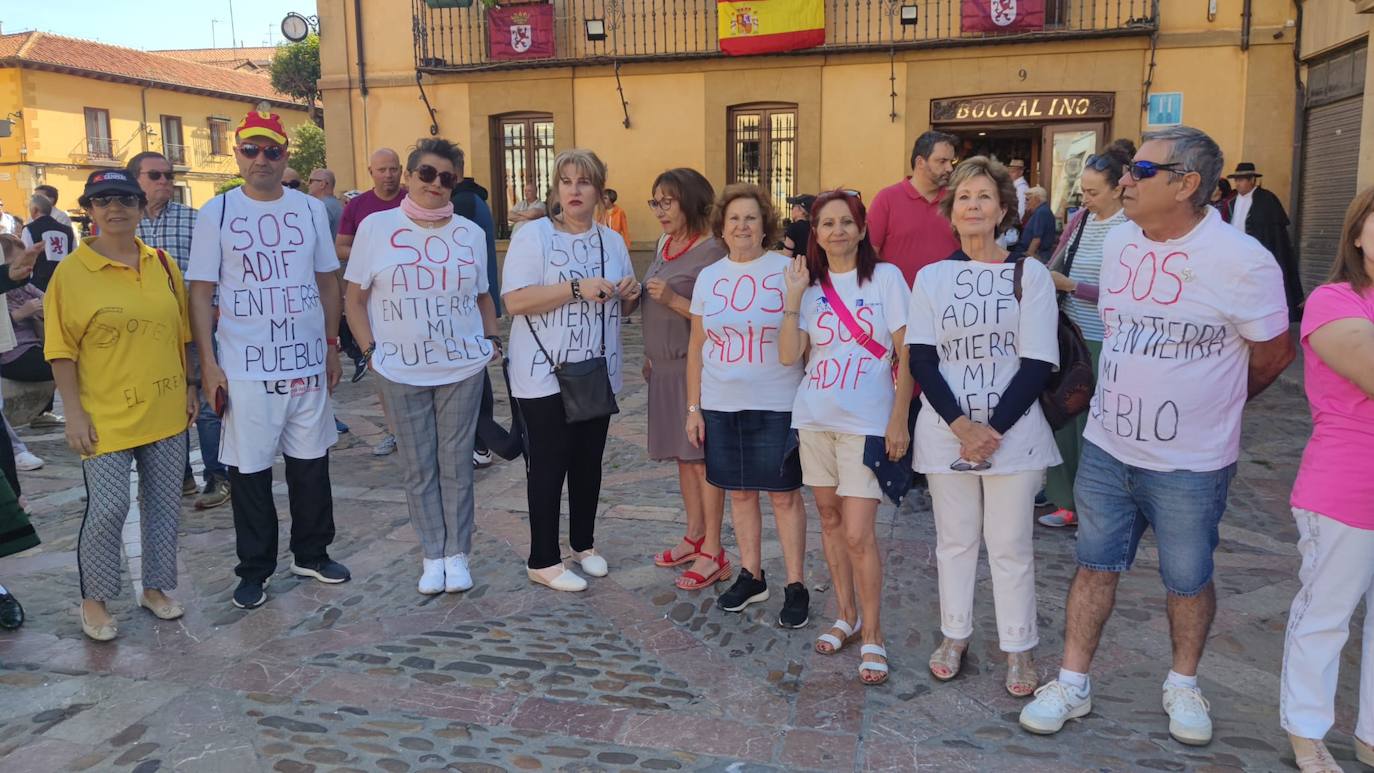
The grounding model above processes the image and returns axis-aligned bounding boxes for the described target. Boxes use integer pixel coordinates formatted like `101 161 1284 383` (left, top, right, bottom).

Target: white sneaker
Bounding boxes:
14 451 43 471
1019 680 1092 735
1163 683 1212 746
417 558 445 595
444 554 473 592
576 549 608 578
473 449 493 469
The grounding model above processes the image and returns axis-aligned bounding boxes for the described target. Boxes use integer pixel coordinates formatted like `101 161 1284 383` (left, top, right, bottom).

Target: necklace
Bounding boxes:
663 234 700 262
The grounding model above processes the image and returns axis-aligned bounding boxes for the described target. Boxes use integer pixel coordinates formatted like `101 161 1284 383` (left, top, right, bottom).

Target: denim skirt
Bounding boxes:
702 409 802 492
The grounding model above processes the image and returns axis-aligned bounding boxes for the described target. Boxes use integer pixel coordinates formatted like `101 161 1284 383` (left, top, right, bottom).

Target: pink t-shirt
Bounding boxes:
339 189 404 237
1292 282 1374 529
867 178 960 288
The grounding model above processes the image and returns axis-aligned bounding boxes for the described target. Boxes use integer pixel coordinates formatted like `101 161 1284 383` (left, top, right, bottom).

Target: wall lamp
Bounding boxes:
585 19 607 42
900 4 918 26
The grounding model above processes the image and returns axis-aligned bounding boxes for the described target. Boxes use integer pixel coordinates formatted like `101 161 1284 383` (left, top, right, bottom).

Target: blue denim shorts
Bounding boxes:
1073 440 1236 596
702 409 802 492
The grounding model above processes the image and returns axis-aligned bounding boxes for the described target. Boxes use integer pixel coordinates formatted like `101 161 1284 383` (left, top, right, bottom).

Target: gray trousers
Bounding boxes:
78 433 187 600
379 371 484 560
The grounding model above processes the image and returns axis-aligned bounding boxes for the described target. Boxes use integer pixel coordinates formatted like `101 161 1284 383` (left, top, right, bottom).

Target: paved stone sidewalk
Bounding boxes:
0 321 1359 772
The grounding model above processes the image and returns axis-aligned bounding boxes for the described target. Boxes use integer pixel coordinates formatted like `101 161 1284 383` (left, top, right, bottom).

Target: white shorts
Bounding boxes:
798 429 883 501
220 377 337 474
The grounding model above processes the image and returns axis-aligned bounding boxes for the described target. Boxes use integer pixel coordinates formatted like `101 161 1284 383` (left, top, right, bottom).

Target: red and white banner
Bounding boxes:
961 0 1046 33
488 4 555 61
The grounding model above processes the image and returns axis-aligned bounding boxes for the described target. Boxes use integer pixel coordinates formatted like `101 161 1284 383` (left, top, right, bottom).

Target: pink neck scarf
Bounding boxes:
400 195 454 222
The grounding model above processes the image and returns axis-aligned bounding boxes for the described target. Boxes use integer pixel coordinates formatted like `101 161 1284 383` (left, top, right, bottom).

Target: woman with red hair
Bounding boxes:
779 190 913 685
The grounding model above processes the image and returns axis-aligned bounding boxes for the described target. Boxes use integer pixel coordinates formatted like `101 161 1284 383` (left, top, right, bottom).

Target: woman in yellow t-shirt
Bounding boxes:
44 170 196 642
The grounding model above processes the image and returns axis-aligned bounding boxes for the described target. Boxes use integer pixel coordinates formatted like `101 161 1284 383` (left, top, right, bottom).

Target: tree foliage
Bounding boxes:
216 177 244 195
270 34 322 126
287 123 327 179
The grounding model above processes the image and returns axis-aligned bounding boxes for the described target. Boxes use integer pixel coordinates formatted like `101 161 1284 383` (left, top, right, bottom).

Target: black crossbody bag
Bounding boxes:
524 226 620 423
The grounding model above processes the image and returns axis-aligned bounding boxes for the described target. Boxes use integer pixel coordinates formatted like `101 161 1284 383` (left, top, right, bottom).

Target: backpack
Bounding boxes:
1012 259 1095 430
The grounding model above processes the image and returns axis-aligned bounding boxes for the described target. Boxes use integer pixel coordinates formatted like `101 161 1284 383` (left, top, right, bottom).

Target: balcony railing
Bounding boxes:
413 0 1158 72
86 136 115 160
165 142 189 166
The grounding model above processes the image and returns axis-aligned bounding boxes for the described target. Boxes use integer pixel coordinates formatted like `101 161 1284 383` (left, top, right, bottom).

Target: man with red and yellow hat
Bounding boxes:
186 106 350 610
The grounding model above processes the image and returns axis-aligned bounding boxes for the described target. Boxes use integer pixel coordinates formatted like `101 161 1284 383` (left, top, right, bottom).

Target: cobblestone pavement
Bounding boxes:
0 319 1357 772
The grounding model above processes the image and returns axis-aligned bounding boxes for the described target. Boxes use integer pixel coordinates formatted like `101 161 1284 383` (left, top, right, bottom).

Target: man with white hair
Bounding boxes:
1009 158 1029 216
1019 126 1294 745
308 168 343 238
1017 185 1057 262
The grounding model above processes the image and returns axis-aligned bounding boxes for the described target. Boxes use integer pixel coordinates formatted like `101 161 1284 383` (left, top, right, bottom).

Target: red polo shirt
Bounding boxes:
868 177 960 287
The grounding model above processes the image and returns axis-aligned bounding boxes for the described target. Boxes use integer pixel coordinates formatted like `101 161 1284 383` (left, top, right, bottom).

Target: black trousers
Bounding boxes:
516 394 610 570
5 347 54 413
229 453 335 582
0 419 18 497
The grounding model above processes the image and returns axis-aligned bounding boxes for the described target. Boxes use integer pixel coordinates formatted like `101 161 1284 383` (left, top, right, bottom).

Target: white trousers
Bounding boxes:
1280 507 1374 741
927 469 1042 652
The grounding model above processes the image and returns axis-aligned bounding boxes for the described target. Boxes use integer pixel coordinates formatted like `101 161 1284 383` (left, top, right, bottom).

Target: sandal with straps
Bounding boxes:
1005 651 1038 697
815 617 862 655
654 534 705 568
929 637 968 681
675 549 730 590
859 644 889 686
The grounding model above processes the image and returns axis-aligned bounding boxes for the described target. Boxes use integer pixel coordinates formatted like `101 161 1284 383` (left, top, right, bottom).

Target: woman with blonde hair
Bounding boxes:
1282 186 1374 772
503 149 641 592
906 156 1060 695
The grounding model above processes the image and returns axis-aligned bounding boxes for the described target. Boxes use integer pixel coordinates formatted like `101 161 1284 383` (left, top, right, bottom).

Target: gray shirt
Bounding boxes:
322 195 344 239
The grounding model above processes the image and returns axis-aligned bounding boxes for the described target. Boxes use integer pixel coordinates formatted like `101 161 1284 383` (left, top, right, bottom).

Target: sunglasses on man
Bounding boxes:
411 164 457 189
1127 160 1193 181
141 170 176 181
283 180 302 189
238 143 285 161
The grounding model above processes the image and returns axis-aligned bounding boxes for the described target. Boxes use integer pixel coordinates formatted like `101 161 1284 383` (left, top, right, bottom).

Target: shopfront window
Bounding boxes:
728 103 797 216
1046 125 1100 219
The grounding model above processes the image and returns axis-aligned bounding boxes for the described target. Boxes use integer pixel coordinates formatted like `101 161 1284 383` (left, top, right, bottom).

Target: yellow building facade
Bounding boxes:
319 0 1298 250
0 32 307 223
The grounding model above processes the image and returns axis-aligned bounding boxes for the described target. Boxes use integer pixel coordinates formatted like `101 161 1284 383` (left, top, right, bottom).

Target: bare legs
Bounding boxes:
814 485 884 680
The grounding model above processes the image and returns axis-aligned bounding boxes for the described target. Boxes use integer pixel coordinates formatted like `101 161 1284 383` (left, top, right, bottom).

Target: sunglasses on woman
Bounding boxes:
411 165 457 189
88 194 141 209
238 143 285 161
949 458 993 472
1128 160 1191 181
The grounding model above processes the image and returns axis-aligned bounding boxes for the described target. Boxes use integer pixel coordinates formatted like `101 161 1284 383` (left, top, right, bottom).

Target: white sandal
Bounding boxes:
815 617 862 655
526 567 587 592
859 644 889 685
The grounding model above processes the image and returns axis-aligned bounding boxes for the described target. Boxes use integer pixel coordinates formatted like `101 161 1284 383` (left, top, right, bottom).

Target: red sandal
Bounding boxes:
654 534 705 568
675 550 731 590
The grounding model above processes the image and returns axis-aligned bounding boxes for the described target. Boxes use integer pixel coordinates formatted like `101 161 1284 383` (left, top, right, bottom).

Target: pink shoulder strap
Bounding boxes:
820 275 888 361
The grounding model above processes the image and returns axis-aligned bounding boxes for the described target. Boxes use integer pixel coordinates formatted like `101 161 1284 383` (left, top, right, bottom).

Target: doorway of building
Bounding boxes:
491 112 556 239
958 128 1040 184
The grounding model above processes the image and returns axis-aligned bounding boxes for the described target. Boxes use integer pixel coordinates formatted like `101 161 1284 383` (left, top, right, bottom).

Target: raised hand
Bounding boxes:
784 254 810 297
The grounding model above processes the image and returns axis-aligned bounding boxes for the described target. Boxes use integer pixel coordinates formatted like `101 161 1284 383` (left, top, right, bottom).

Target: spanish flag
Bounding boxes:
718 0 826 56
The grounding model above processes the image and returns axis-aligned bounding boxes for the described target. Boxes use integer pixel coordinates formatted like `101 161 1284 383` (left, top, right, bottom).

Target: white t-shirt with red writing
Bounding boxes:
689 251 802 412
344 207 492 387
792 263 911 436
186 188 339 380
1086 207 1288 472
905 256 1062 475
502 218 635 400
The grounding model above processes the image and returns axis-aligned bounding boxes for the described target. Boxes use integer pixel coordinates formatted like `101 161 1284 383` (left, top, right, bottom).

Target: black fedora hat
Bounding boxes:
1227 162 1262 179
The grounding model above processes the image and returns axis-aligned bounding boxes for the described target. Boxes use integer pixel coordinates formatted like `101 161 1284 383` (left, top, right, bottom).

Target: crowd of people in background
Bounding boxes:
2 103 1374 771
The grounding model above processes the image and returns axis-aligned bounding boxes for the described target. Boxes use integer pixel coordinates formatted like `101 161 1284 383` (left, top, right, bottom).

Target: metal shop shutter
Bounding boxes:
1298 97 1362 293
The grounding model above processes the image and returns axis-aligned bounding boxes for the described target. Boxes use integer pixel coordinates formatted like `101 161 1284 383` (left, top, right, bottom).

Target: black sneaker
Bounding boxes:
778 582 810 628
0 589 24 629
290 558 351 584
717 568 769 613
1034 488 1051 508
232 579 268 609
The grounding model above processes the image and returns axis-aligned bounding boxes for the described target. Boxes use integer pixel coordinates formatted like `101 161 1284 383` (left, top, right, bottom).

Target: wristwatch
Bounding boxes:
687 404 699 413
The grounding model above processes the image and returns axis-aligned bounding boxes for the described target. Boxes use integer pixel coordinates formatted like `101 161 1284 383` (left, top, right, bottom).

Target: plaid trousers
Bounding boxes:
378 371 484 559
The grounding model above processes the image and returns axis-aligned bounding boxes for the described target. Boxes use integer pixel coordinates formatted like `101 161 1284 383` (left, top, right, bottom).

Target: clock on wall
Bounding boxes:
281 12 312 43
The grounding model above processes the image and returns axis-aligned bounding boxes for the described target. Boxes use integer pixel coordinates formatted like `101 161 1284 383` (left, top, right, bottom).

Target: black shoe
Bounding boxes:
1034 488 1051 508
717 568 769 613
232 579 268 609
777 582 810 628
0 589 24 629
290 558 351 584
350 357 368 384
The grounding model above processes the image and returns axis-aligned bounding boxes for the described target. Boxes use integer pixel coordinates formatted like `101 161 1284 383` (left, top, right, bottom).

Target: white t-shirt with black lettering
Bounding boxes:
1086 208 1288 472
792 263 910 436
344 207 492 387
905 256 1062 475
502 218 635 400
186 188 339 380
689 251 803 413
